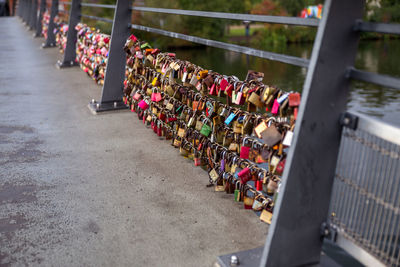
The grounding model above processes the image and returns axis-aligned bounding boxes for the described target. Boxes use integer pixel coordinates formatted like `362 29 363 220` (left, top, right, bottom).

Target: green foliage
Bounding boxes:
251 25 316 51
368 0 400 23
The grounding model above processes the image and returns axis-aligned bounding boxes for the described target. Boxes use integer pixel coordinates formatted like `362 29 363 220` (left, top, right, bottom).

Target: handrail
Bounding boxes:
130 24 310 68
355 20 400 35
80 14 113 23
80 3 116 9
348 111 400 146
348 68 400 90
131 6 320 27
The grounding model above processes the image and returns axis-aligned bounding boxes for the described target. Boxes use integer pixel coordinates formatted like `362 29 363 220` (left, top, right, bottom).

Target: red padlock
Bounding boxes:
240 137 251 159
256 180 263 191
220 78 228 91
238 167 250 184
275 159 286 175
157 124 162 137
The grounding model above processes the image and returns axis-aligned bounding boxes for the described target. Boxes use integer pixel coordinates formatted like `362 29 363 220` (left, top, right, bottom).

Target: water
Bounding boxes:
169 39 400 126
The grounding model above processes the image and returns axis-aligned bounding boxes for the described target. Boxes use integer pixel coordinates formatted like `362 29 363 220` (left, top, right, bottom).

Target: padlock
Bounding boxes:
233 119 243 134
173 137 181 148
224 111 238 126
238 167 250 184
275 159 286 175
209 168 219 183
240 137 251 159
194 150 203 166
282 125 295 147
261 123 282 147
199 118 212 137
197 70 208 80
248 91 262 107
242 115 254 136
138 99 149 110
195 115 204 131
177 125 186 138
266 176 278 196
151 88 162 102
225 175 236 194
260 208 273 224
243 188 254 210
252 195 264 211
271 99 280 115
253 118 266 137
234 181 241 202
234 84 245 105
219 106 229 117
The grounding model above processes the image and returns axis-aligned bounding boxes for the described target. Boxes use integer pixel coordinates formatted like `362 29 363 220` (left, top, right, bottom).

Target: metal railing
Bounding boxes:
15 0 400 266
323 16 400 266
329 112 400 266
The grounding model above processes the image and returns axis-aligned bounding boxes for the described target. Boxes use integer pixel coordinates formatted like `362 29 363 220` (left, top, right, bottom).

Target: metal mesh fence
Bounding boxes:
329 126 400 266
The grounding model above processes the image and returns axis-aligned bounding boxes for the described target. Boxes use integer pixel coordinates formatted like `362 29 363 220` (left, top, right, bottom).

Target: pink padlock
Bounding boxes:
138 100 149 110
271 99 280 115
151 92 162 102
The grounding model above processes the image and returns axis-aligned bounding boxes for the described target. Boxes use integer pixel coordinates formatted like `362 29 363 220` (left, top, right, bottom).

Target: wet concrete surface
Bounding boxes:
0 17 267 266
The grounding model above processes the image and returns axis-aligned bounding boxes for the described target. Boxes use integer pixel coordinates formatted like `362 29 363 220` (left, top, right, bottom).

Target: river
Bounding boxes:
169 39 400 126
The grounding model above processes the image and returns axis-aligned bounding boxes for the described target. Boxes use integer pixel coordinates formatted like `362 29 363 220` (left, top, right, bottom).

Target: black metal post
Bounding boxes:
23 0 30 23
56 0 81 68
259 0 365 266
17 0 22 17
88 0 132 113
35 0 45 37
42 0 58 48
27 0 32 27
21 0 25 21
29 0 38 30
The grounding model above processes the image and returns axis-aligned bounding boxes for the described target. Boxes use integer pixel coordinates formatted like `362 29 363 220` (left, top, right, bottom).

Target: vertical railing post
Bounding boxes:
23 0 30 23
88 0 132 113
42 0 58 47
17 0 22 17
34 0 45 37
27 0 32 24
56 0 81 68
259 0 365 266
21 0 25 21
29 0 38 30
27 0 33 27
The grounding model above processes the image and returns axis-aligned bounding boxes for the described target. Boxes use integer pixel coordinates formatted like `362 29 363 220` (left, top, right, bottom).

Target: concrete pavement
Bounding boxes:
0 17 267 267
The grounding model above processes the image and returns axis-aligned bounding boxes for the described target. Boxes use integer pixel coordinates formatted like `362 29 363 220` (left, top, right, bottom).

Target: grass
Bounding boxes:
227 27 259 37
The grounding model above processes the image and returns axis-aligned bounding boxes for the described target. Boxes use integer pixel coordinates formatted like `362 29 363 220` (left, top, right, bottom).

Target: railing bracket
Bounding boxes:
340 112 358 130
87 100 128 114
320 222 337 242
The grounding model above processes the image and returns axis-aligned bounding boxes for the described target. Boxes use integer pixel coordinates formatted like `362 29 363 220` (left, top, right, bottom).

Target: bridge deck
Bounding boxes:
0 17 267 266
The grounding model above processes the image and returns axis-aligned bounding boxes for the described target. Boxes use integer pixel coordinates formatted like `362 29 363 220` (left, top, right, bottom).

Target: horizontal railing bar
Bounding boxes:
347 111 400 146
355 20 400 35
80 14 113 23
331 230 386 267
80 3 116 9
131 7 320 27
130 24 309 68
349 68 400 90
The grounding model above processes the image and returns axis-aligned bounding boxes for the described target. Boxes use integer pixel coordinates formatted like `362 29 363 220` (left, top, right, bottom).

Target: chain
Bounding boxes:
335 173 400 215
343 131 399 160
